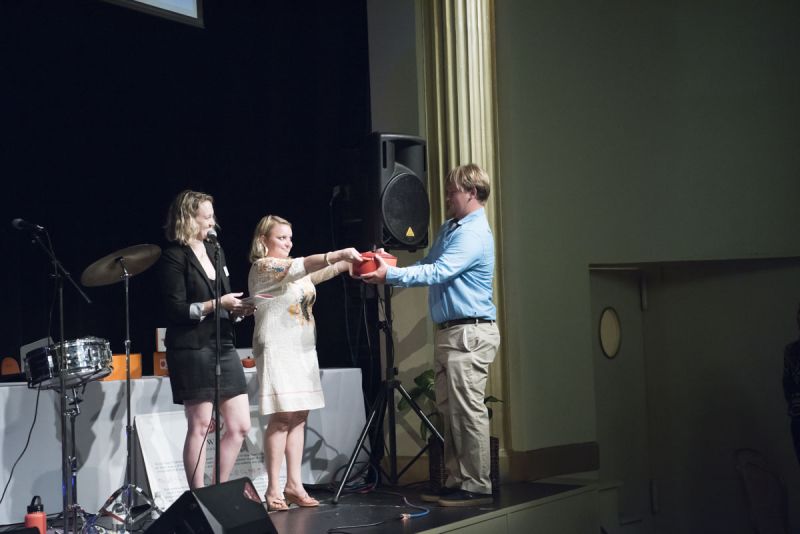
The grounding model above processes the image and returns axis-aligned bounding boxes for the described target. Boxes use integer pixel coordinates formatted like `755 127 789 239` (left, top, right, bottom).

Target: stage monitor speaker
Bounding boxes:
364 132 429 251
145 477 276 534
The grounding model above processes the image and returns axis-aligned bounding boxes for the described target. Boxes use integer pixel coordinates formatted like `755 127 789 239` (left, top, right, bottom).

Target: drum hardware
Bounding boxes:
81 243 161 532
15 222 92 534
61 386 87 530
25 337 113 390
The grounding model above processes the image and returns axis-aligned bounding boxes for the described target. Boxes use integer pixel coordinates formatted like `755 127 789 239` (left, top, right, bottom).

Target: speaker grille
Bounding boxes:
381 172 429 249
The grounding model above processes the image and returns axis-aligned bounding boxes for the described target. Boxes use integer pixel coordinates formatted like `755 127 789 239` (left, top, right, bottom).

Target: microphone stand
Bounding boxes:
212 240 222 485
28 230 91 534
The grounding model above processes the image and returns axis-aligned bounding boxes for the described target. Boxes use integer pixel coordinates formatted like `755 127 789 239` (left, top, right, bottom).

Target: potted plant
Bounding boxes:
398 368 502 492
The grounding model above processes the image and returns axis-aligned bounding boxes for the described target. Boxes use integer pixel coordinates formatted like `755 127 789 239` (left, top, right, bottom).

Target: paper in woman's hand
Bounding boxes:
240 293 274 305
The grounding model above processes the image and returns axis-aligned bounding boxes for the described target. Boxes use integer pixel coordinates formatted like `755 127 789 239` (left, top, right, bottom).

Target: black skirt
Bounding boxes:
166 345 247 404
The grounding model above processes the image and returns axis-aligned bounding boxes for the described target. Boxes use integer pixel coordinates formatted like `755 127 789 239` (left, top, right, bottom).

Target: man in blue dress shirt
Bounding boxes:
362 163 500 506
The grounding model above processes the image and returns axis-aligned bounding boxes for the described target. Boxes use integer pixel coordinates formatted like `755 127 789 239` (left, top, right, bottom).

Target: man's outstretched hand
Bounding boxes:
360 254 388 284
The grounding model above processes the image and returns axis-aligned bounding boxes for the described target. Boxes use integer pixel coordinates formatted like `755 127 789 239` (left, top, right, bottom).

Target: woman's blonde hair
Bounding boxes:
164 190 215 245
446 164 491 203
249 214 292 262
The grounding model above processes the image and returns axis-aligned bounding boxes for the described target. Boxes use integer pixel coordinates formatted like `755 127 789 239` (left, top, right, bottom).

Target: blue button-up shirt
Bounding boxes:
385 207 496 324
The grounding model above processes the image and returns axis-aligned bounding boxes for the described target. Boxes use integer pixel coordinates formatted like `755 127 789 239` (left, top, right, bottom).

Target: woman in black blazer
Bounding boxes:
158 189 255 489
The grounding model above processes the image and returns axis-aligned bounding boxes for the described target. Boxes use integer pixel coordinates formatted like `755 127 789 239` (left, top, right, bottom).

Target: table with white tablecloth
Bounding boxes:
0 367 367 525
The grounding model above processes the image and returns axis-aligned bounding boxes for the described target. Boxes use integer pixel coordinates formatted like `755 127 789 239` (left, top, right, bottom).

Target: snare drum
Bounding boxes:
25 336 113 389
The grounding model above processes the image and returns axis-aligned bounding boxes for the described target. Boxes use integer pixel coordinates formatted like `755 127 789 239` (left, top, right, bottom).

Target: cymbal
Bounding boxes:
81 244 162 287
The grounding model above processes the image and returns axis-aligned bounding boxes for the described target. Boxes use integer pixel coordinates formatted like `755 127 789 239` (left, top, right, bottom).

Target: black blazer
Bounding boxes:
158 242 235 350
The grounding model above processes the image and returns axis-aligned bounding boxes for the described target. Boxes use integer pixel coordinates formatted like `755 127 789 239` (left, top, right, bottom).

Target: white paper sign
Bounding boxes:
155 328 166 352
136 409 284 510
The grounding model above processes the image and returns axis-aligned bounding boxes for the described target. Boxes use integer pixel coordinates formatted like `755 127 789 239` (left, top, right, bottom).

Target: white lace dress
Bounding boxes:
247 257 339 415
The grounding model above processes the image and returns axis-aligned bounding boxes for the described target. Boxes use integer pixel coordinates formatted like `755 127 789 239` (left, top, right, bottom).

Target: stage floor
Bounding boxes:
265 481 582 533
0 481 583 533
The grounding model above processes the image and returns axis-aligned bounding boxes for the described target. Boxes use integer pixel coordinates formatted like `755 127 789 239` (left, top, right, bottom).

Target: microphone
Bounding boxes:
206 227 219 243
11 218 45 233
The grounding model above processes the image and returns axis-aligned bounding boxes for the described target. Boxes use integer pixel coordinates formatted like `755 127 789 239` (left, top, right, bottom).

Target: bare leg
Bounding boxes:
216 393 251 483
183 400 213 489
282 410 308 496
264 412 290 502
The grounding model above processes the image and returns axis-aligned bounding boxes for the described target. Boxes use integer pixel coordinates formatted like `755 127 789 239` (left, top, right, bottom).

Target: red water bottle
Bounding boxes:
24 495 46 534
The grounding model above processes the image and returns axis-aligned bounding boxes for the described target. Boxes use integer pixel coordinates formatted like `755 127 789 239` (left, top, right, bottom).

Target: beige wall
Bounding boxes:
493 0 800 530
643 260 800 532
367 8 800 520
494 0 800 453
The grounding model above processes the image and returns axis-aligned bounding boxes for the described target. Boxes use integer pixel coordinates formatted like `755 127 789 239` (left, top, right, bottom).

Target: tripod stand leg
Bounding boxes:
393 382 447 481
96 483 160 529
398 442 431 481
396 383 444 445
125 484 160 524
94 266 159 532
332 387 385 504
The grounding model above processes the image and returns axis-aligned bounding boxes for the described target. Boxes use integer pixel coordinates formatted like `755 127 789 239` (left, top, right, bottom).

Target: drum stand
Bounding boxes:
23 228 92 534
97 258 158 531
58 385 88 534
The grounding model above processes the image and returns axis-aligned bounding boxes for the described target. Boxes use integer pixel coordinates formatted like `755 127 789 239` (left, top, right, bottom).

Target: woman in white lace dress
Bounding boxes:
247 214 361 511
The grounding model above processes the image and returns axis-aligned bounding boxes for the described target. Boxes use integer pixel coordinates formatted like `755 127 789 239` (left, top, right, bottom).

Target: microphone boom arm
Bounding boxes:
30 231 92 305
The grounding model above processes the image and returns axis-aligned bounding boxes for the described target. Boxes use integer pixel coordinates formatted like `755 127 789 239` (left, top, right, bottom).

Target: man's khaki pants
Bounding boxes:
434 322 500 494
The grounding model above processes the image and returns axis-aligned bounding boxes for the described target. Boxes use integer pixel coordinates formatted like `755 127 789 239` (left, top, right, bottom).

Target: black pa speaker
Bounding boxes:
364 132 429 251
145 477 276 534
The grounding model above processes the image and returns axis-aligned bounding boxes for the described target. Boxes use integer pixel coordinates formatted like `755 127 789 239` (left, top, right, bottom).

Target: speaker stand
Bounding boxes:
332 284 443 504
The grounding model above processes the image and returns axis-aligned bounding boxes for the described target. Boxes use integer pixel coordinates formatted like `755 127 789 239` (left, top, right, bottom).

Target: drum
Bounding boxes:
25 337 113 389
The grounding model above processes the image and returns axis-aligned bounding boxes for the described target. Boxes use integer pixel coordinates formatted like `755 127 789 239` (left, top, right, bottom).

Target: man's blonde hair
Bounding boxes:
446 164 491 203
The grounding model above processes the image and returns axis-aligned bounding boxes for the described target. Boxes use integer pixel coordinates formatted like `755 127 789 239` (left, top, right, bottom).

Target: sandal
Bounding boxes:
265 495 289 512
283 489 319 507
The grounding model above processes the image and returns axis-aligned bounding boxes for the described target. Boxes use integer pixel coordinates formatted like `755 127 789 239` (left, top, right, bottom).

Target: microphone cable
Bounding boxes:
0 385 42 506
328 185 359 367
325 490 430 533
189 417 215 487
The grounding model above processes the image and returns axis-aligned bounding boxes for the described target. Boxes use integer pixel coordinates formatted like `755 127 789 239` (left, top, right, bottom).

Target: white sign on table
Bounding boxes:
135 409 284 510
